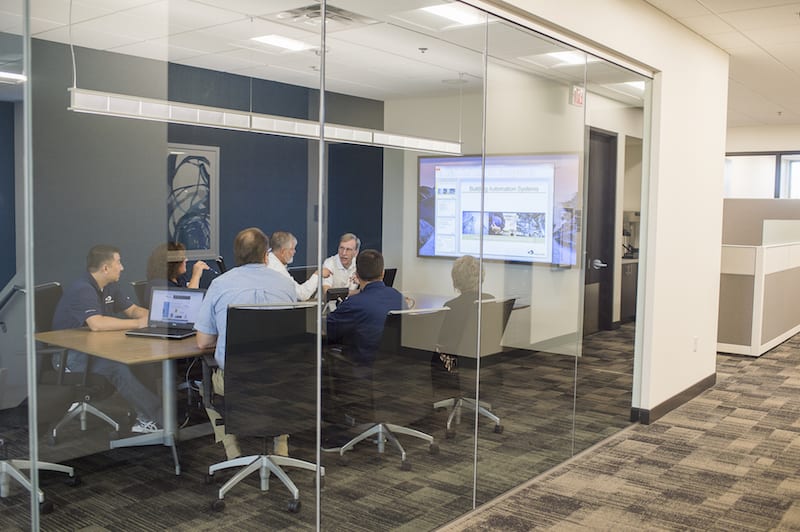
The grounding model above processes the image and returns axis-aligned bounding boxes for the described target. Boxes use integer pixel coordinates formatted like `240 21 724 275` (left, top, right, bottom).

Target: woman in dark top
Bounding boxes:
147 242 210 288
433 255 492 396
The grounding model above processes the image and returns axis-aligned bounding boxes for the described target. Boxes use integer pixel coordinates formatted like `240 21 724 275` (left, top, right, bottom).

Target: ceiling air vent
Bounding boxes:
267 4 379 33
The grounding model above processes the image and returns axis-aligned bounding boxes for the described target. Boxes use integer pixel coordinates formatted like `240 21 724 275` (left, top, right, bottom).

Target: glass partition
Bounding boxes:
4 1 651 530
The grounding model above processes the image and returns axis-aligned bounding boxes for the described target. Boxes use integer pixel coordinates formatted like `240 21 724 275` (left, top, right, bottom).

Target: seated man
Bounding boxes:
324 249 404 446
195 227 297 459
267 231 327 301
53 244 162 433
321 233 360 297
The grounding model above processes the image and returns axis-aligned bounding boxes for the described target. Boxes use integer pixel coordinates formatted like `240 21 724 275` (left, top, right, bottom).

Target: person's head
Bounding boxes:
337 233 360 268
87 244 124 285
355 249 383 283
233 227 269 266
451 255 484 293
146 242 188 282
270 231 297 266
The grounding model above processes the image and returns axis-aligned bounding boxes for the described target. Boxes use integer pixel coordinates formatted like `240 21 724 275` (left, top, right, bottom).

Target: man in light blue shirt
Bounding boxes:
195 227 296 458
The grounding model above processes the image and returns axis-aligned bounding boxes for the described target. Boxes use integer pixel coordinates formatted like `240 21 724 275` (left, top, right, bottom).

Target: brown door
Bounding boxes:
583 128 617 334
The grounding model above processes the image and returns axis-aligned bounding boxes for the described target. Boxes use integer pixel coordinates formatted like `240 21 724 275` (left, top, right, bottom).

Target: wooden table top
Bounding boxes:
36 329 208 365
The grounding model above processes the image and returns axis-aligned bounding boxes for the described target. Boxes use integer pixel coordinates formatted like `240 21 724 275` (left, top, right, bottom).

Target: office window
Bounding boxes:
781 155 800 198
723 155 776 198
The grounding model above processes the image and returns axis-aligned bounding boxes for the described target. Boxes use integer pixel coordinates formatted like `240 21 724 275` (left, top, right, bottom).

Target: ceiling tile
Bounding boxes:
718 3 800 31
703 31 758 51
699 0 800 15
35 24 141 49
109 38 203 61
677 14 736 34
643 0 711 18
743 24 800 46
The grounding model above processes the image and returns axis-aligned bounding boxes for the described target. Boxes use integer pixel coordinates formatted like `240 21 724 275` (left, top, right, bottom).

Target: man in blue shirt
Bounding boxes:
53 244 161 433
195 227 296 459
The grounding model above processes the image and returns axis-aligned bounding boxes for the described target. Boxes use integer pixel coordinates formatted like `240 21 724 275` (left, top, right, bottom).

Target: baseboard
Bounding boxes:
630 372 716 424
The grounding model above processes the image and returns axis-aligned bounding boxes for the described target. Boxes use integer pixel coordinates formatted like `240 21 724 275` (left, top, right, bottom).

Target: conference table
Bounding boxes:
35 328 209 475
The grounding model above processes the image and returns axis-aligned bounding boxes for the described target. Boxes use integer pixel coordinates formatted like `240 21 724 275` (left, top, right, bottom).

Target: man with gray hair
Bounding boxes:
322 233 360 297
267 231 325 301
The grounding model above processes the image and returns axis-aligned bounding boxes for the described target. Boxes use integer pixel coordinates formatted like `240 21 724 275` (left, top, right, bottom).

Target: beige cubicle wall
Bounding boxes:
718 199 800 356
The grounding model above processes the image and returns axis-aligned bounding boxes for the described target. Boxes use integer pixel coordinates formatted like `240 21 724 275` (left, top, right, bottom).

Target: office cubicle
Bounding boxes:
2 0 650 529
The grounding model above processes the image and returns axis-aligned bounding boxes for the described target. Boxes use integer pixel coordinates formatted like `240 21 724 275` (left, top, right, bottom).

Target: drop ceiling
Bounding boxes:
0 0 645 105
644 0 800 127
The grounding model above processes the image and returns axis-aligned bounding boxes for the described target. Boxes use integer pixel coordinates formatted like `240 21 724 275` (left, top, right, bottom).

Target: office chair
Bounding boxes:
34 282 120 445
130 280 150 307
325 309 442 470
433 298 515 438
0 367 80 514
203 304 323 513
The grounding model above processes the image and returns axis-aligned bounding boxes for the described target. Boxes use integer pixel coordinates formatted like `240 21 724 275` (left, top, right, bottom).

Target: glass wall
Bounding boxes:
1 0 650 529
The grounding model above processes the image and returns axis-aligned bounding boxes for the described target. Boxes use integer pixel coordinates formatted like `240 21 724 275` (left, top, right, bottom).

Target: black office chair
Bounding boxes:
203 304 323 513
433 298 515 438
1 366 80 514
130 280 150 307
35 282 120 444
325 309 442 470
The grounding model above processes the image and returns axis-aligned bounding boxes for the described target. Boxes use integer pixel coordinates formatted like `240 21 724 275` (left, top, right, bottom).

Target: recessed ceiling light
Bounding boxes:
421 4 486 26
546 51 598 66
251 34 313 52
625 81 646 91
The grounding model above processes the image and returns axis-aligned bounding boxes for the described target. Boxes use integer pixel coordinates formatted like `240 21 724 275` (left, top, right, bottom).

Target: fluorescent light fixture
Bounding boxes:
0 71 26 84
68 88 461 155
546 51 599 66
251 34 313 51
421 3 485 26
625 81 646 91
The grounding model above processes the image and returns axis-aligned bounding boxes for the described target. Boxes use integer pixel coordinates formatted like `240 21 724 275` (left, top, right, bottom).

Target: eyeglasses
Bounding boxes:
338 246 356 253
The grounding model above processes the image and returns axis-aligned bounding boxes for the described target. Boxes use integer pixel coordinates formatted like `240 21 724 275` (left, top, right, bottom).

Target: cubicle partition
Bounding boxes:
1 0 650 529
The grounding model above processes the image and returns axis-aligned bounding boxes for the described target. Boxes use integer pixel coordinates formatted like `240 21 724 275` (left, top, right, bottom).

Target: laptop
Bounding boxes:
383 267 397 287
126 286 205 340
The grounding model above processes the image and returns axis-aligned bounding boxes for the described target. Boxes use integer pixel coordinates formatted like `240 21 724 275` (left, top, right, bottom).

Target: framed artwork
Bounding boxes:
167 144 219 260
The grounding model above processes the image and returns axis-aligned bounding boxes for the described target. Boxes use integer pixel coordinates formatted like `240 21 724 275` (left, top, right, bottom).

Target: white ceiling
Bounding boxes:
0 0 646 104
644 0 800 127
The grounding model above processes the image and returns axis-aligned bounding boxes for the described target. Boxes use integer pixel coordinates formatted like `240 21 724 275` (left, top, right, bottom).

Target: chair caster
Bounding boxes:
211 499 225 512
47 434 57 446
40 500 54 514
429 443 440 455
337 454 349 467
287 499 301 513
445 429 455 439
400 460 412 471
65 475 81 487
493 424 504 434
204 474 215 485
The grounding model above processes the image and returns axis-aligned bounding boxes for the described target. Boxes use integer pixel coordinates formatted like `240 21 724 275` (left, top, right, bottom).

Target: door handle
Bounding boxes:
591 259 608 270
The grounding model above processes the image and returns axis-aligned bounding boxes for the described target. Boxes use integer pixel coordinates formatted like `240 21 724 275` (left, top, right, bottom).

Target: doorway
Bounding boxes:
583 127 618 334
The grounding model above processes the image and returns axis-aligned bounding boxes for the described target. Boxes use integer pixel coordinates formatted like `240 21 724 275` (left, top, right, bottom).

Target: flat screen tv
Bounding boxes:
417 153 579 265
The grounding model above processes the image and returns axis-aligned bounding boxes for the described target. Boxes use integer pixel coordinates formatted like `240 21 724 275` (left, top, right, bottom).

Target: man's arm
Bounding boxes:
123 303 148 320
196 331 217 349
85 313 147 331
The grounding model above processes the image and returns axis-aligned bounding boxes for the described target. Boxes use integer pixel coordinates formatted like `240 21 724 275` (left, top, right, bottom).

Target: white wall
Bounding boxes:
497 0 729 411
727 125 800 152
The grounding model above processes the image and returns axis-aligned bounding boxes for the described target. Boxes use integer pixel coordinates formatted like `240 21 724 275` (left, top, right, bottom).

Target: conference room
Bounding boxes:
0 0 651 529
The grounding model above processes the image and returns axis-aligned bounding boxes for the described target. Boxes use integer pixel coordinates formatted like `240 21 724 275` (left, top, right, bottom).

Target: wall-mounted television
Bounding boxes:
418 153 580 265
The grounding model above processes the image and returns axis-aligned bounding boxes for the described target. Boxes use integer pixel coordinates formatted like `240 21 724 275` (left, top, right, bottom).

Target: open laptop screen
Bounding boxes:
148 287 205 329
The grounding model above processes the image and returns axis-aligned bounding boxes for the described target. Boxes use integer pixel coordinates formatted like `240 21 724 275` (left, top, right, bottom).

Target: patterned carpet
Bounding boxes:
445 334 800 531
0 325 636 531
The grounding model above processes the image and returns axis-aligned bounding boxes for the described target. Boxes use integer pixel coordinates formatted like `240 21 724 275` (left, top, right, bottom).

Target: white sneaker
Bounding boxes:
131 419 160 433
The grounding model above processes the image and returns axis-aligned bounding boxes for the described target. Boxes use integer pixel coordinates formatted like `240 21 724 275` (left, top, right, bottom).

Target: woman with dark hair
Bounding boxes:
147 242 210 288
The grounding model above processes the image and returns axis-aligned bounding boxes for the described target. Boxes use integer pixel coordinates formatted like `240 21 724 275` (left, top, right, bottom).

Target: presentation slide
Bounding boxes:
418 154 579 265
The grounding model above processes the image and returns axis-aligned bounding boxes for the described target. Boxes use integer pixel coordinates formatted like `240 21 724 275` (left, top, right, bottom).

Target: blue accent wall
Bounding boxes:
0 102 15 290
327 143 384 254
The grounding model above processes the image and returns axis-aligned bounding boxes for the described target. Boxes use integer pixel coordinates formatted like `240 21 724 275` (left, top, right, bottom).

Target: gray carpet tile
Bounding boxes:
448 333 800 531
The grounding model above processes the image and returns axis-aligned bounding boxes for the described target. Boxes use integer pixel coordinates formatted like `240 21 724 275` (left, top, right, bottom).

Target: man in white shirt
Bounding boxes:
322 233 360 297
268 231 325 301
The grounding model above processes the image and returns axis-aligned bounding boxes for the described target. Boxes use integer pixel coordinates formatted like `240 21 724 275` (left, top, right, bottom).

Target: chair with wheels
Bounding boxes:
34 282 120 444
433 298 515 438
325 308 445 470
203 303 323 513
130 280 150 307
0 367 80 514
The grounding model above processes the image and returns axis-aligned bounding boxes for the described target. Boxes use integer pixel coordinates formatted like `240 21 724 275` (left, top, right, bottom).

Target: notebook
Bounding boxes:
126 287 205 339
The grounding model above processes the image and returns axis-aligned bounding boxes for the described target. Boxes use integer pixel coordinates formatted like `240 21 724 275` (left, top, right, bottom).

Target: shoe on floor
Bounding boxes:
131 419 161 433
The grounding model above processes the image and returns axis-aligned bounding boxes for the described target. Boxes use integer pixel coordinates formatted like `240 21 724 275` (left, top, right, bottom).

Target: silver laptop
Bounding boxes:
126 286 205 340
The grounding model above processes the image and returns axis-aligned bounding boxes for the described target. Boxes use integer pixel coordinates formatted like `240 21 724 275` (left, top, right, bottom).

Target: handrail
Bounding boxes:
0 285 25 316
